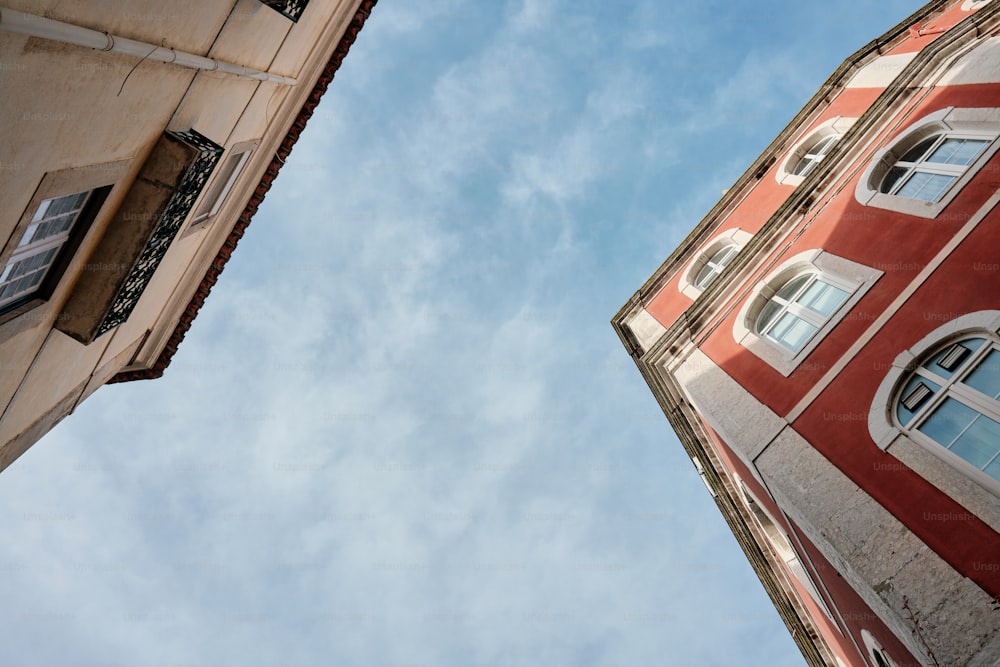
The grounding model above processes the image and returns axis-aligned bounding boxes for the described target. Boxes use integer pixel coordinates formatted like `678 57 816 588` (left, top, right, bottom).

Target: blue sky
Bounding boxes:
0 1 928 665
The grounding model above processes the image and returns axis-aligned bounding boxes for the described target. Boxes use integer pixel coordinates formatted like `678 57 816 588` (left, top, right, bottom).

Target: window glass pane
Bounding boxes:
768 313 817 352
917 398 1000 476
962 348 1000 400
791 154 815 176
774 274 811 300
895 171 956 202
756 300 782 333
926 138 988 166
949 413 1000 478
985 455 1000 482
896 375 942 426
925 338 986 379
880 166 909 194
899 135 940 163
796 280 849 317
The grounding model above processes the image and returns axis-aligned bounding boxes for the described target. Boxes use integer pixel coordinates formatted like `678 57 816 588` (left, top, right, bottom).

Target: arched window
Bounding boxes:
755 272 850 353
855 108 1000 218
678 229 752 299
790 134 839 178
776 116 856 187
894 335 1000 484
734 250 881 376
693 242 739 290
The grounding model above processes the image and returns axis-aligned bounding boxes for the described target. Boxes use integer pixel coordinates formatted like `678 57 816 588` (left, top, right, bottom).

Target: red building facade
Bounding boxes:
613 1 1000 665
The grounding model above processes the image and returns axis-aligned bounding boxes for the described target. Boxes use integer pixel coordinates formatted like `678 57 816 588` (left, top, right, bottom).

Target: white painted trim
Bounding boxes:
845 53 918 90
734 250 882 377
775 117 858 187
625 307 667 354
854 107 1000 219
678 228 753 300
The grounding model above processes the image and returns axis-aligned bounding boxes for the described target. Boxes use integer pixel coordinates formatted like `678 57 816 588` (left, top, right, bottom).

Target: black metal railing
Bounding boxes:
95 130 222 337
260 0 309 22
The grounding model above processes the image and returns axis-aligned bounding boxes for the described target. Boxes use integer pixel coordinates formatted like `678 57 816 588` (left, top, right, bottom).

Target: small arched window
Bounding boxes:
790 134 839 178
895 335 1000 483
693 242 739 290
678 229 752 300
776 116 857 186
755 272 851 353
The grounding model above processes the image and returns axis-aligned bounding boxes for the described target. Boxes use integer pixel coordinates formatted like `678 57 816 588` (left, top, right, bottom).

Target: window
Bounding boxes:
791 134 838 177
678 228 752 299
0 161 127 328
895 335 1000 484
734 250 882 376
756 272 850 353
776 116 856 186
185 139 258 235
0 191 93 310
736 478 834 621
869 312 1000 522
961 0 992 10
855 108 1000 218
878 133 989 202
693 243 739 290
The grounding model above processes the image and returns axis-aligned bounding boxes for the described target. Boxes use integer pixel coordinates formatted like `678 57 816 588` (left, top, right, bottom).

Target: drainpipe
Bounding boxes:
0 7 297 86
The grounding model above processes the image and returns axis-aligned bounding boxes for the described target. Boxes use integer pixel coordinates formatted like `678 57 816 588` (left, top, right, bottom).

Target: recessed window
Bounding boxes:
678 229 752 299
0 191 92 310
776 116 857 186
756 272 851 353
894 335 1000 484
734 250 882 376
791 134 839 177
693 243 739 290
878 133 989 202
856 107 1000 219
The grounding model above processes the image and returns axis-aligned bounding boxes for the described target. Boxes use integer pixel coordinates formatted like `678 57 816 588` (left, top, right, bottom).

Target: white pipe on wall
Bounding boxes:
0 7 297 86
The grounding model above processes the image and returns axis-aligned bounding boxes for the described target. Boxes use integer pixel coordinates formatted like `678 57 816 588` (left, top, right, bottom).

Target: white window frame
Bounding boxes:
855 107 1000 219
0 191 93 310
678 228 753 300
185 138 259 234
869 311 1000 500
776 116 857 187
735 250 882 377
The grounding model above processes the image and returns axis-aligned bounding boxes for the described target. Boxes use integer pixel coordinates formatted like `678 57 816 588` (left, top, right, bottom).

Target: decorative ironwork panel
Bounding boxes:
96 130 222 337
260 0 309 22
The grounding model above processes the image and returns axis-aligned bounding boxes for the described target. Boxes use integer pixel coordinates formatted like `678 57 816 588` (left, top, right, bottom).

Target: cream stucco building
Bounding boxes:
0 0 376 470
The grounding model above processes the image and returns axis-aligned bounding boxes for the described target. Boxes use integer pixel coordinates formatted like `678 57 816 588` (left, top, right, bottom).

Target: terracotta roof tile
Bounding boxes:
110 0 378 383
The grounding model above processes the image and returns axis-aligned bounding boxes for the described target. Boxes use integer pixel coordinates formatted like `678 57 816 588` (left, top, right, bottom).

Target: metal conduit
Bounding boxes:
0 7 297 86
